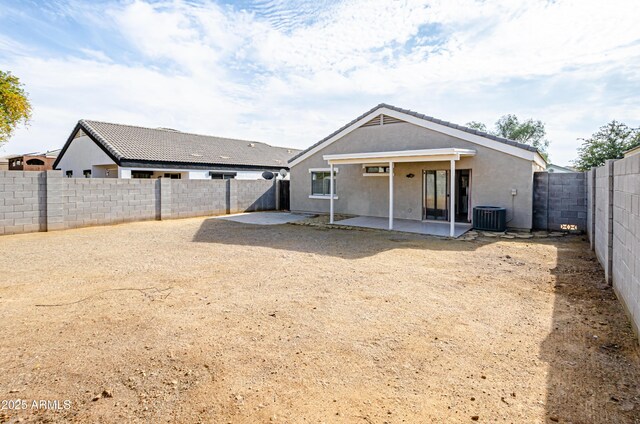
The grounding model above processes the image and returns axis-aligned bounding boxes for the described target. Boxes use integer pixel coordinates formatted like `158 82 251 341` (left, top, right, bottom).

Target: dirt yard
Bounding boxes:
0 216 638 423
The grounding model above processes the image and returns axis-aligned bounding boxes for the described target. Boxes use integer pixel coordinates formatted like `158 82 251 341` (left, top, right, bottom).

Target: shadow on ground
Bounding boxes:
194 217 640 422
540 237 640 423
192 217 486 259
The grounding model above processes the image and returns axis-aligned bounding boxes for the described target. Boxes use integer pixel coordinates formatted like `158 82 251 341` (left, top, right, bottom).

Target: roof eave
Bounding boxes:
289 104 545 167
53 121 124 170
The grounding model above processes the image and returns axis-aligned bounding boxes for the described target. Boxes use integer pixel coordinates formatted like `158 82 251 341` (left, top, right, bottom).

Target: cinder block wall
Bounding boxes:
532 172 587 231
594 161 614 283
169 180 228 219
231 180 276 213
612 155 640 337
532 173 549 230
0 172 278 236
0 171 47 235
586 169 595 249
63 178 160 229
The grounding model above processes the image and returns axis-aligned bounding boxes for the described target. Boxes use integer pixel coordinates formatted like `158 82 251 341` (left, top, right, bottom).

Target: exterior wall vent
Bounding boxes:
382 115 403 125
361 114 404 128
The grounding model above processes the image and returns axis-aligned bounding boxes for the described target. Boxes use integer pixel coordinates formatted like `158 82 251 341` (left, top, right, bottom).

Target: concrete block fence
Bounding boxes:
532 172 587 232
587 155 640 342
531 161 639 342
0 171 278 235
0 171 47 235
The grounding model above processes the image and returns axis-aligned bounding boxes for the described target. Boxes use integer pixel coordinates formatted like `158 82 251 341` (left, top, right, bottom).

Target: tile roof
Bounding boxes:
288 103 539 163
77 120 300 169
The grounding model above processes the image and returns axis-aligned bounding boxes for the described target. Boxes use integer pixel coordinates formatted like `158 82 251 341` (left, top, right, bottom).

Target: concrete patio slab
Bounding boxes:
336 216 472 237
215 212 313 225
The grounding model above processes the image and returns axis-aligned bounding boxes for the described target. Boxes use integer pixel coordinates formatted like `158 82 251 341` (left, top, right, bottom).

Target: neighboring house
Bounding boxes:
7 149 60 171
546 163 576 173
624 144 640 158
289 104 546 235
54 120 300 180
0 155 9 171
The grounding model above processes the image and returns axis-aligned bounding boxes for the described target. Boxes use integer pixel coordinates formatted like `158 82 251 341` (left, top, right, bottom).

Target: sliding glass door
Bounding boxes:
423 170 450 220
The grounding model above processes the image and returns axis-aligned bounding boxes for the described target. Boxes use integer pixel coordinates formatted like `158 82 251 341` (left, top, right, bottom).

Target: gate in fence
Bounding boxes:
278 180 290 211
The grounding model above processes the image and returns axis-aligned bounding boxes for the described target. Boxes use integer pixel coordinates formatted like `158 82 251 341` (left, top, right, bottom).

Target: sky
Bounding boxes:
1 0 639 165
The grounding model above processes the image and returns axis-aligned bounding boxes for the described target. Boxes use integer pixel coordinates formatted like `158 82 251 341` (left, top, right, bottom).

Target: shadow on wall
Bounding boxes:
540 238 640 423
237 182 276 212
191 218 486 260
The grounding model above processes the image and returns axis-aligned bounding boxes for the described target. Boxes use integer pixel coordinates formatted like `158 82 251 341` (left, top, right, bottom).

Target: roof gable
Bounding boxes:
289 104 546 168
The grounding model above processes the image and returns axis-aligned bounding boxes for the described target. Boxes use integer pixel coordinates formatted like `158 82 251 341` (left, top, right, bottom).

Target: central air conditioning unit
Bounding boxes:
473 206 507 232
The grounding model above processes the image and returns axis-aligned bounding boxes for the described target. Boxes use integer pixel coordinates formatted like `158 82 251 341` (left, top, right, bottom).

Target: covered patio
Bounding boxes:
336 216 472 237
323 147 476 237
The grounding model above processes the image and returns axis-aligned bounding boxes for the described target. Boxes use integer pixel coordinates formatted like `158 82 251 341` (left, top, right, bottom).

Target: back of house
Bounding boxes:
289 104 546 231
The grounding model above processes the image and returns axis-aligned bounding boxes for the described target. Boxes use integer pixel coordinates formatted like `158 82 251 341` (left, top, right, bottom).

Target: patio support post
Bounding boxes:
450 159 455 237
389 161 394 230
329 163 335 224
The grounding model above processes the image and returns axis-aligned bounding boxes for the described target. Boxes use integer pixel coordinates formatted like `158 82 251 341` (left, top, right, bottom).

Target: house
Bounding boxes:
546 163 576 173
54 120 300 180
289 104 546 236
7 149 60 171
624 144 640 158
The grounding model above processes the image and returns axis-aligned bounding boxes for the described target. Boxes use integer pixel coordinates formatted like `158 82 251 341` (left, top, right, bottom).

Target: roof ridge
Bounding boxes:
79 120 124 160
288 103 540 163
372 103 538 152
80 119 283 149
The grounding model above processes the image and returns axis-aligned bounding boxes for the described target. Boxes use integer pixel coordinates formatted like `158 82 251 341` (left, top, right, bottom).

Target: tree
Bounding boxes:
0 71 32 146
465 121 487 133
466 114 550 161
573 121 640 171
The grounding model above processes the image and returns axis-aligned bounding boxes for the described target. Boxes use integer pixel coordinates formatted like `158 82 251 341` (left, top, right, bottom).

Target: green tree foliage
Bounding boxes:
465 121 488 133
466 114 550 161
0 71 32 145
573 121 640 171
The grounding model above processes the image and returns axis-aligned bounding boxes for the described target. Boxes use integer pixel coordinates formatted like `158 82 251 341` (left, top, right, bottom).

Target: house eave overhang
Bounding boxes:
323 148 476 165
290 105 546 169
119 159 286 172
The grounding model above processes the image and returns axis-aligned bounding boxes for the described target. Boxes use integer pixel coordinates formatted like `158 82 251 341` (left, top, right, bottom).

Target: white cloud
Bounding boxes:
2 0 639 165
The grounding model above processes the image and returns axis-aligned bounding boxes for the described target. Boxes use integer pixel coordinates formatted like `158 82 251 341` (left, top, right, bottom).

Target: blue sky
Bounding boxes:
1 0 639 165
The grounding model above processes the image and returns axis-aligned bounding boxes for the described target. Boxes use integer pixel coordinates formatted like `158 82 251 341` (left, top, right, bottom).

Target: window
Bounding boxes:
311 171 335 196
83 169 91 178
26 159 45 166
164 173 182 179
364 165 389 174
65 170 73 178
131 171 153 179
210 172 236 180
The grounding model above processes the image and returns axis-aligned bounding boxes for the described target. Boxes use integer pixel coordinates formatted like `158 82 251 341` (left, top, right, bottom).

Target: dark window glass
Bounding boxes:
132 171 153 179
311 171 335 196
210 172 236 180
364 166 389 173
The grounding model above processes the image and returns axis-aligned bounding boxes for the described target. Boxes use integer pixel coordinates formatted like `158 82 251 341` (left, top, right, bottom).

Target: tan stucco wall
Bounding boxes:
290 122 537 229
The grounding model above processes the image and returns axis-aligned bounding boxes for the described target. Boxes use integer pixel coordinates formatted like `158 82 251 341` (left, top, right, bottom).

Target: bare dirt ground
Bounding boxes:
0 216 638 423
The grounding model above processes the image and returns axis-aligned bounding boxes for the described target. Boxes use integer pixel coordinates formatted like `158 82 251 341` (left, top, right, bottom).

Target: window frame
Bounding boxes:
309 168 338 199
26 158 45 166
131 171 153 179
210 171 237 180
362 164 390 176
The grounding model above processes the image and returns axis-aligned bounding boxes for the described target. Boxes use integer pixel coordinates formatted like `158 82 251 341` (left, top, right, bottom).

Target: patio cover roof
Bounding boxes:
323 148 477 237
323 148 476 165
